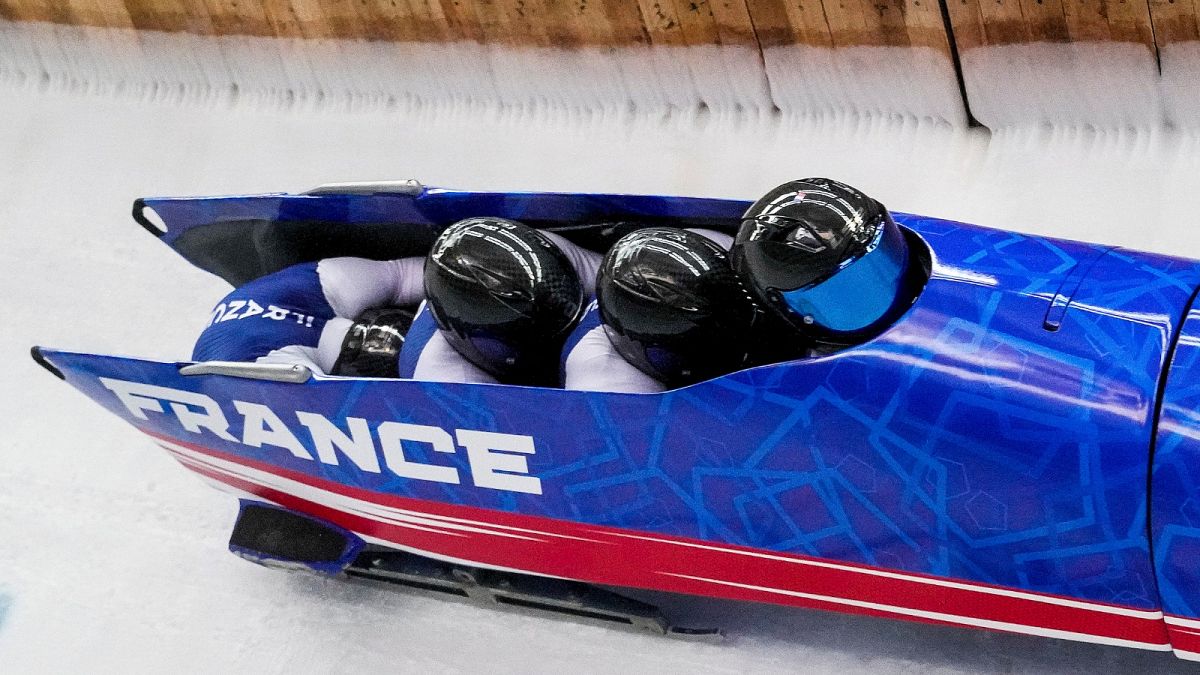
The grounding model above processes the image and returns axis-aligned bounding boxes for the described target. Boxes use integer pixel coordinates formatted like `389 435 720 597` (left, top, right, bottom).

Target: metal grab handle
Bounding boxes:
179 361 312 383
301 179 423 196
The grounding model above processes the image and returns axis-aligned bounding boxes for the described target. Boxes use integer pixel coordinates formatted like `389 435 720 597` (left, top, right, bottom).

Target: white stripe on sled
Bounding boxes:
169 448 473 538
664 573 1170 650
1166 615 1200 630
159 439 588 545
599 531 1163 620
178 452 569 580
1173 648 1200 662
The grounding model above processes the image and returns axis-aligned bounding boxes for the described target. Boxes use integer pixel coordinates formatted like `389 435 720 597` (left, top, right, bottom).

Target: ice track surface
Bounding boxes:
3 85 1200 673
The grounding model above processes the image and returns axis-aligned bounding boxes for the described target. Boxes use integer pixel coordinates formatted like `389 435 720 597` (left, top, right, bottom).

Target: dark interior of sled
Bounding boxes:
134 187 752 287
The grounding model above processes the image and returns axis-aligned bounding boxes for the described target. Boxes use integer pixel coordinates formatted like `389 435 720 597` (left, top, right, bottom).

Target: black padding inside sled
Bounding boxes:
171 217 740 287
230 504 350 563
171 219 446 287
543 220 734 253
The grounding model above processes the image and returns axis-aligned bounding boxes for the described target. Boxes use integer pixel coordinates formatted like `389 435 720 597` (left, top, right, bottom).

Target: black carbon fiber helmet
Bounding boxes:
732 178 915 344
424 217 586 385
597 227 760 387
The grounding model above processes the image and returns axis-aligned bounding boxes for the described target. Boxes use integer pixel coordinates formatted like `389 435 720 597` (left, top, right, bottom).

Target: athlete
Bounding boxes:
562 227 761 393
192 256 425 376
731 177 919 348
416 217 602 386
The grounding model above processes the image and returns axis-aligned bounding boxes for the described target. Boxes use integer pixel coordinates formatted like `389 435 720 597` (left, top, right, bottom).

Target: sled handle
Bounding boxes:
132 198 167 238
301 179 423 196
180 361 312 383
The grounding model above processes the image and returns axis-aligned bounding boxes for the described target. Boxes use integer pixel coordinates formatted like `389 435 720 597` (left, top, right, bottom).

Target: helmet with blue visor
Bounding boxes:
732 178 915 345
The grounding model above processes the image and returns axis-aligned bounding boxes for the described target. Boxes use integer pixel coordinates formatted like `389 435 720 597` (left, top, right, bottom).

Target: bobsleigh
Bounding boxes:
31 180 1200 658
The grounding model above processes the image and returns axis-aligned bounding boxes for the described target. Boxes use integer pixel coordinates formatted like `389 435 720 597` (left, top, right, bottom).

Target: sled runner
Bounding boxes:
33 180 1200 659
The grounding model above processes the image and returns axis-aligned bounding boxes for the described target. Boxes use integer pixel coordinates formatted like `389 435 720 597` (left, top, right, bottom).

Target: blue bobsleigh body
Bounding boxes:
33 183 1200 658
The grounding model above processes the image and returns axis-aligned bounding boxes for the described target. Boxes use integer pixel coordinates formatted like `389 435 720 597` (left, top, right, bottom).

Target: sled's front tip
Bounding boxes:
30 346 63 380
131 198 167 238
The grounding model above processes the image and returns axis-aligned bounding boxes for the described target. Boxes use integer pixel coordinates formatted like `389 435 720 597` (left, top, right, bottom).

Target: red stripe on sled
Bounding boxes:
145 428 1171 651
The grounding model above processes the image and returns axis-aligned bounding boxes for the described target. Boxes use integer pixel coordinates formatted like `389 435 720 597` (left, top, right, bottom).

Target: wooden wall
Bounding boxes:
945 0 1158 51
1 0 1194 65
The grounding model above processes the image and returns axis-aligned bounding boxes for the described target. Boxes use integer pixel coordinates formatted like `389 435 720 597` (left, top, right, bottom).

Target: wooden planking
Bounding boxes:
1 0 132 27
0 0 1185 61
666 0 723 45
707 0 760 46
942 0 986 50
1103 0 1155 45
635 0 692 46
739 0 952 53
469 0 516 43
1148 0 1199 46
600 0 652 46
0 0 930 51
820 0 909 48
1018 0 1069 42
184 1 270 37
738 0 800 48
905 0 956 52
974 0 1028 45
64 0 133 28
946 0 1159 50
1062 0 1121 42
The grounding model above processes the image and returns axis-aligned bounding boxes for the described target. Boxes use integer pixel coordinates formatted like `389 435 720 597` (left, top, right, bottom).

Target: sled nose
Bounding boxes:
30 346 63 380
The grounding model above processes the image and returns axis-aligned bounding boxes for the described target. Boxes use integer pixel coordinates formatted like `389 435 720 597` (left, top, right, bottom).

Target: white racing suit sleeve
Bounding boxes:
685 228 734 250
254 345 323 372
563 324 666 393
412 330 500 384
316 257 425 319
255 316 354 374
248 256 425 376
542 231 603 297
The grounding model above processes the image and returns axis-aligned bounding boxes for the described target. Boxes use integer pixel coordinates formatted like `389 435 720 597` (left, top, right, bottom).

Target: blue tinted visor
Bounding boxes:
780 222 910 337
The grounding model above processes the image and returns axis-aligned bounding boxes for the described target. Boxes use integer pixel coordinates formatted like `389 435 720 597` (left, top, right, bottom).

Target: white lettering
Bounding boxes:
221 300 246 322
101 377 164 420
378 422 460 484
208 303 226 326
100 378 236 441
235 401 313 460
171 400 237 440
240 299 264 319
96 379 543 494
297 412 380 472
456 429 542 495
